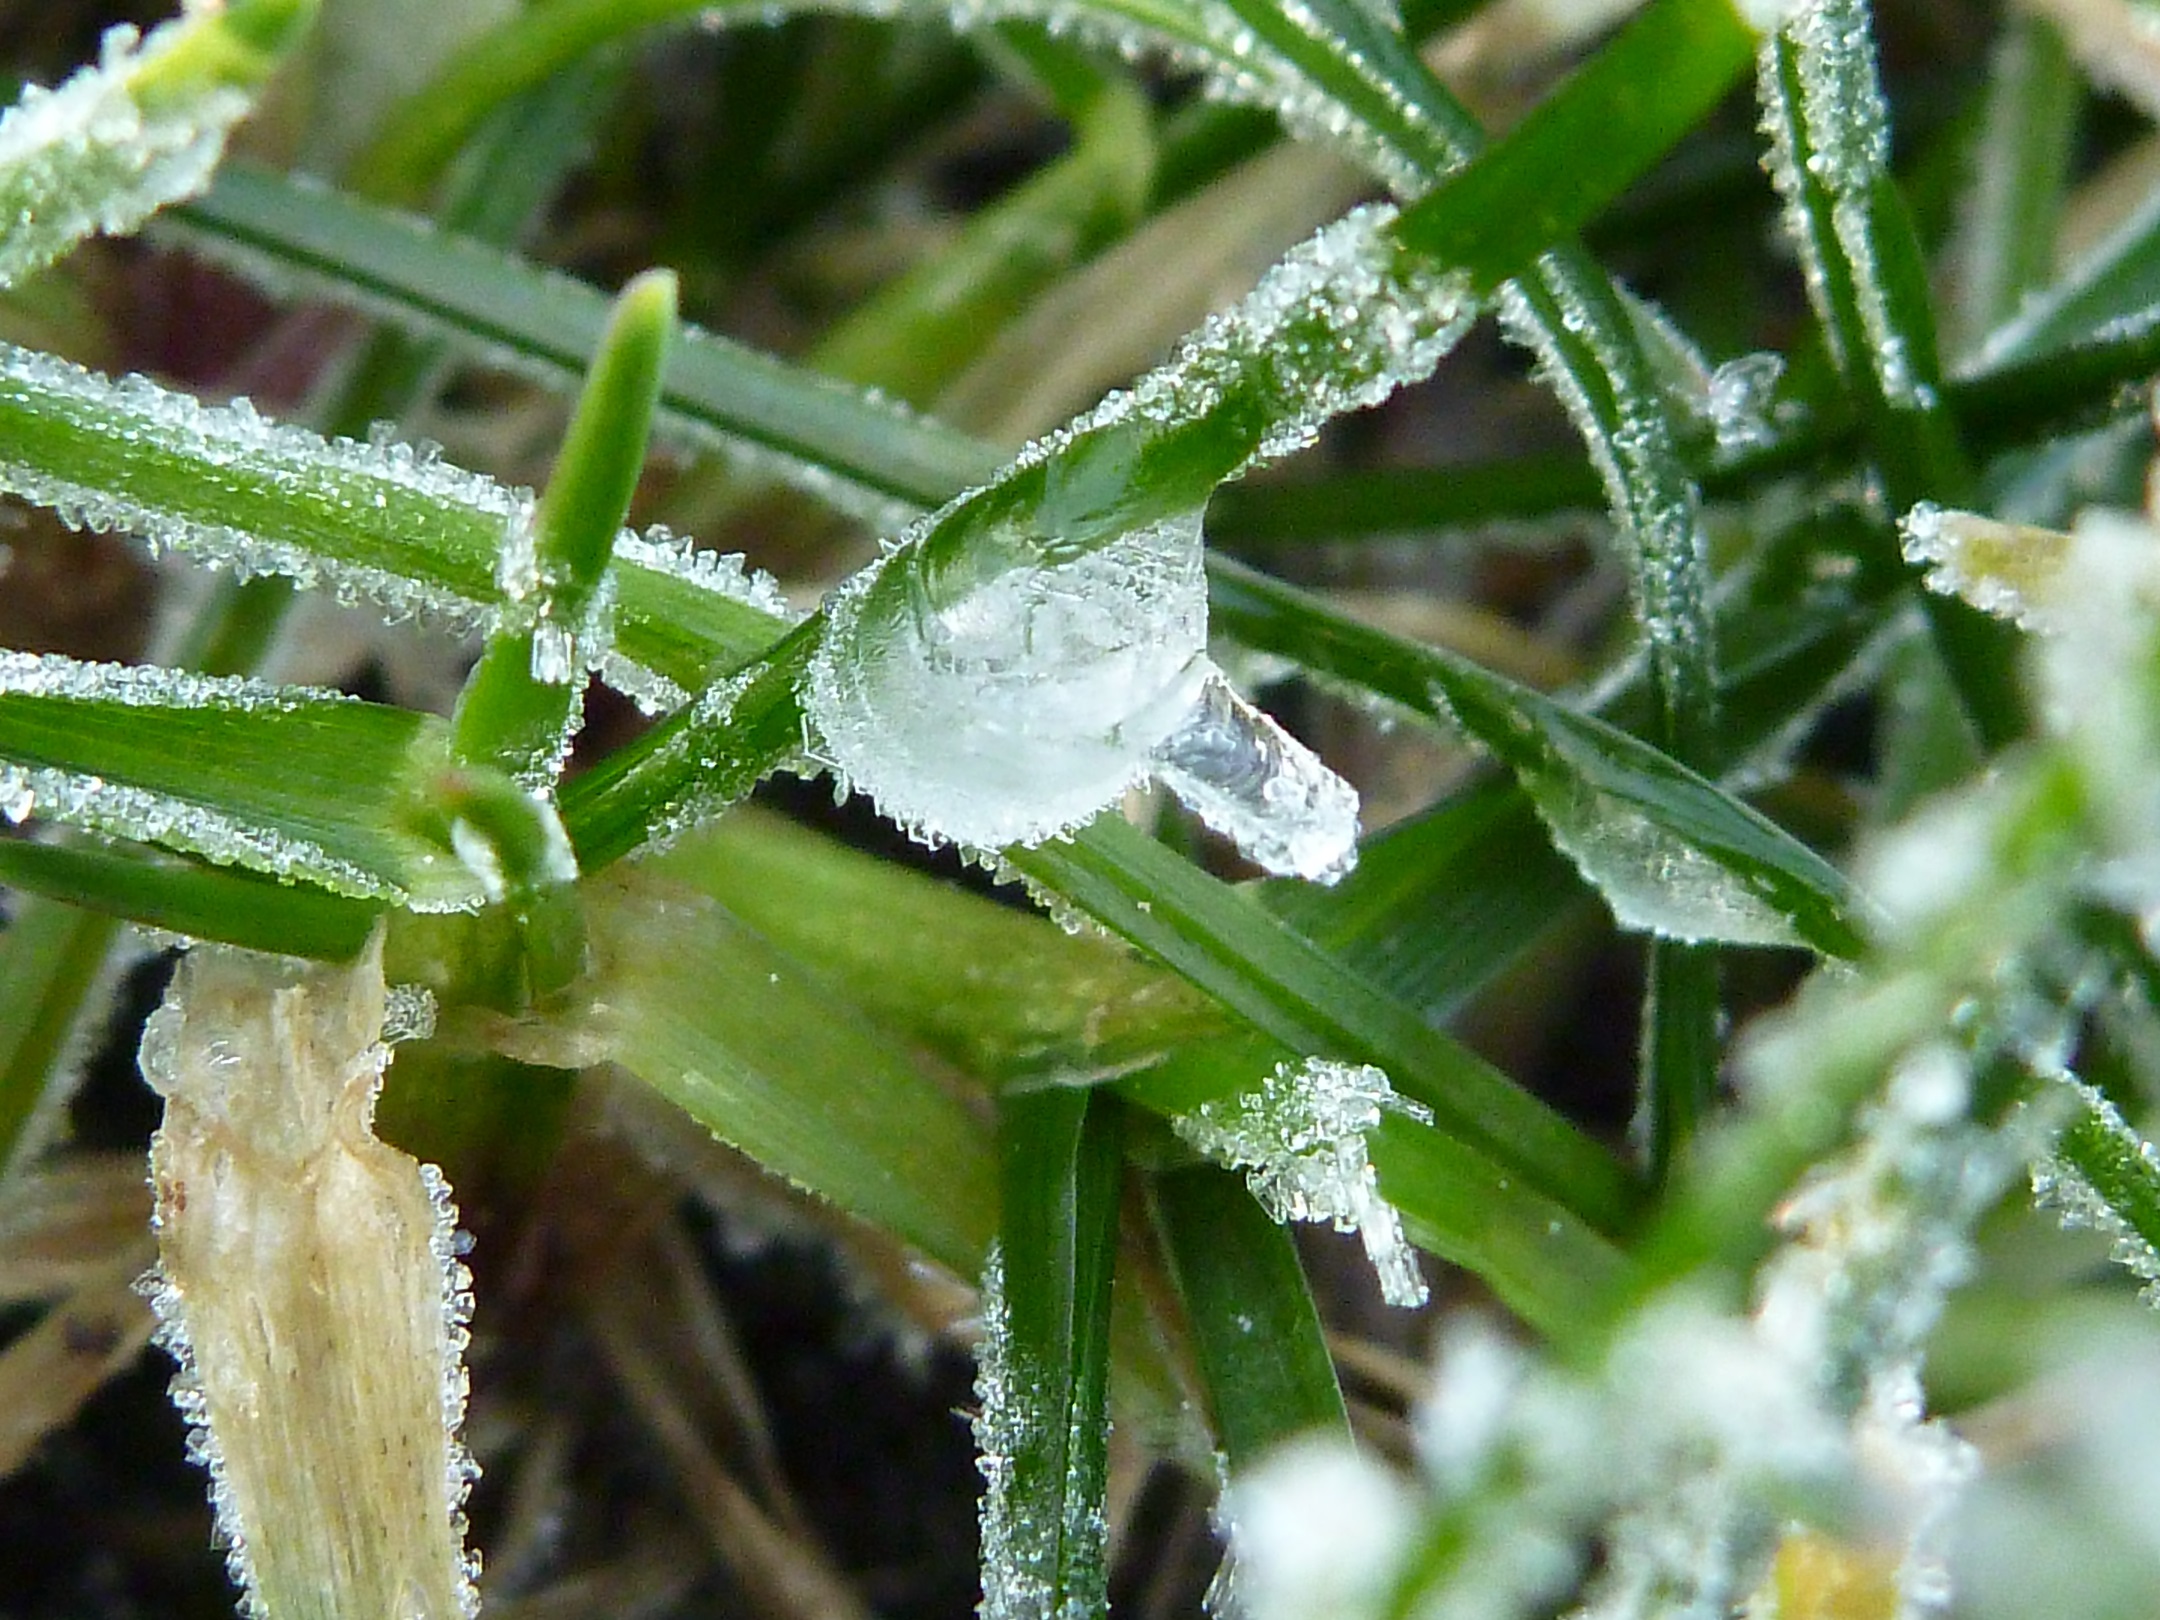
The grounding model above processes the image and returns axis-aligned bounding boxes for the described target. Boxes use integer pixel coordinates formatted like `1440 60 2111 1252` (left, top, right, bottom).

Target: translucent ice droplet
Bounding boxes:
1174 1057 1432 1307
1150 667 1361 883
805 509 1211 852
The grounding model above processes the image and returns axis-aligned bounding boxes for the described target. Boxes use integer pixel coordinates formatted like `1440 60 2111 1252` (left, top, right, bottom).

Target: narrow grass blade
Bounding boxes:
0 652 485 910
0 904 118 1176
2031 1077 2160 1303
1150 1164 1348 1464
977 1087 1122 1620
164 164 1000 523
451 269 675 787
0 835 378 960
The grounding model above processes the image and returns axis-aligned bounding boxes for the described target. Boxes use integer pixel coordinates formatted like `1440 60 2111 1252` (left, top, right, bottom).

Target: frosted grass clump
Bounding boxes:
1173 1058 1433 1307
808 508 1212 852
139 933 479 1620
0 14 250 290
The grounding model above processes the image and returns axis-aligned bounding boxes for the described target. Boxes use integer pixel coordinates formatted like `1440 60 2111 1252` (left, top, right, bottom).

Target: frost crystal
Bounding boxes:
0 17 253 290
1219 1437 1416 1620
1174 1058 1433 1307
1707 352 1787 454
140 934 479 1620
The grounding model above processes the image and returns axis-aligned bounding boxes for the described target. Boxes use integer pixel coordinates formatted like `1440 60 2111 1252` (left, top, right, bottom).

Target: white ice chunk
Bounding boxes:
806 509 1212 852
1708 352 1787 454
1150 666 1361 882
1174 1057 1433 1307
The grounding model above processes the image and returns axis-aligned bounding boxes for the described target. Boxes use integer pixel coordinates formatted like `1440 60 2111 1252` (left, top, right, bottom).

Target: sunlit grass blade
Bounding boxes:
0 652 485 910
1150 1163 1348 1464
976 1087 1122 1620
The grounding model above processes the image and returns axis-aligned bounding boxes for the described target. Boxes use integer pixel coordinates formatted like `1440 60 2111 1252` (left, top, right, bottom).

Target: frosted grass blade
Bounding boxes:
976 1089 1121 1620
1007 816 1641 1231
0 650 485 910
0 834 378 960
0 338 796 703
0 0 314 290
1206 558 1864 956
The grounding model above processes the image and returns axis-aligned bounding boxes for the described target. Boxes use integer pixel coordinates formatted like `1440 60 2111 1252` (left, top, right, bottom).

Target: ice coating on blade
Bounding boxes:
139 935 479 1620
805 203 1469 861
1173 1058 1432 1308
1516 766 1805 948
808 510 1212 852
0 19 251 290
1150 667 1362 882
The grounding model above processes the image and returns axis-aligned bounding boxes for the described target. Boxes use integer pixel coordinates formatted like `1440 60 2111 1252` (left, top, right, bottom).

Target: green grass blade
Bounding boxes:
1206 558 1864 957
1150 1164 1348 1464
0 835 378 959
0 903 117 1176
1758 0 2027 749
451 269 675 786
163 164 999 523
0 652 486 909
563 862 998 1271
979 1086 1122 1620
1005 816 1639 1232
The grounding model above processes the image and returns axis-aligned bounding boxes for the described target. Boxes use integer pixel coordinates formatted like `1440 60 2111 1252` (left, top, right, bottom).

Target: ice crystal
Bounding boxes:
1519 765 1805 948
1149 667 1361 882
0 17 253 289
1219 1437 1416 1620
140 934 479 1620
1707 352 1787 454
1174 1058 1432 1307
